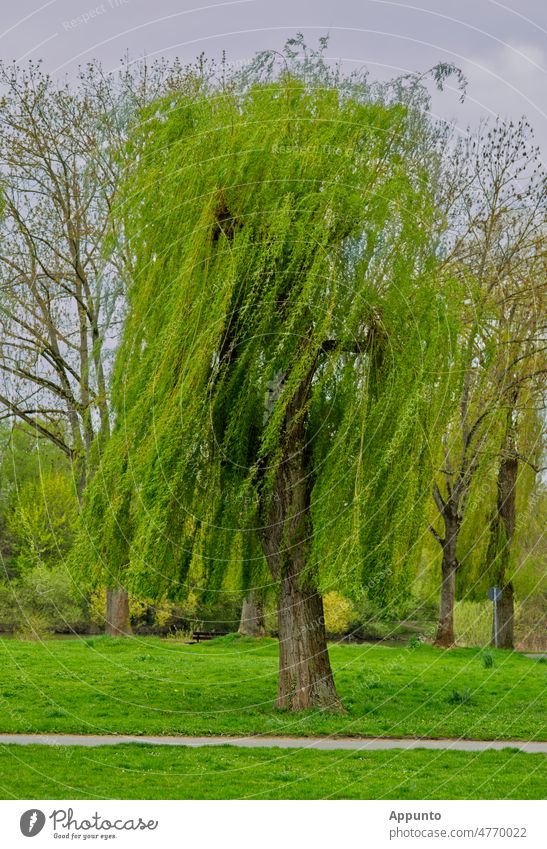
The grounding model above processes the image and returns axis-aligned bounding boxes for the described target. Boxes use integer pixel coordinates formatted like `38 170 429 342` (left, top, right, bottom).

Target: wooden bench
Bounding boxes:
191 631 227 643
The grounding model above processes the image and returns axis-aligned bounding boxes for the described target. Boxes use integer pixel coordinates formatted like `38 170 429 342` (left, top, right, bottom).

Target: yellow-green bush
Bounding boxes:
323 591 357 634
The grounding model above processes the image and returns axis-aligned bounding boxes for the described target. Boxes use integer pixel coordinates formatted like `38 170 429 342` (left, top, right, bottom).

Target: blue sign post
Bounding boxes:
488 586 502 648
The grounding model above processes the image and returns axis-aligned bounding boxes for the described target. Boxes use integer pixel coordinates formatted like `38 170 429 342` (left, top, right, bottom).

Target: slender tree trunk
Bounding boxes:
105 587 132 636
493 581 514 649
488 442 518 650
239 592 266 636
434 516 460 648
259 366 343 711
435 555 458 647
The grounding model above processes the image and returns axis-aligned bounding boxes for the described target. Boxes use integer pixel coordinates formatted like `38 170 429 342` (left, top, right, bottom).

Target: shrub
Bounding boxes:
0 565 86 635
323 591 357 634
6 471 78 571
15 612 54 640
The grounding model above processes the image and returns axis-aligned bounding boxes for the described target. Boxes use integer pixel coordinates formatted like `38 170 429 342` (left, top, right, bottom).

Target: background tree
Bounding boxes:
429 118 546 647
238 591 266 637
0 57 214 634
482 224 545 648
0 61 124 491
0 60 128 632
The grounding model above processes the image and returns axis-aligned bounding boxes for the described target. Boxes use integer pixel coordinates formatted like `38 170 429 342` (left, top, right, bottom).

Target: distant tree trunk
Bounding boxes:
435 559 457 647
434 516 460 648
239 592 266 636
488 443 518 650
494 581 515 649
260 367 343 711
105 587 132 636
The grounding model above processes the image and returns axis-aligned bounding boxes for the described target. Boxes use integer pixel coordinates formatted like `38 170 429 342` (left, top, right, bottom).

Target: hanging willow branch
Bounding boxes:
77 69 458 606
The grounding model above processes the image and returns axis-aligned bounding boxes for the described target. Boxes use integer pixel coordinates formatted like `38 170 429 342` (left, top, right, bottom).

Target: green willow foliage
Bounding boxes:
79 74 459 606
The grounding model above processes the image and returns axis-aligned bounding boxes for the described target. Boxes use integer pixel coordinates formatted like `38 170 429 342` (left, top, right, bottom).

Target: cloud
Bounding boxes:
461 42 546 121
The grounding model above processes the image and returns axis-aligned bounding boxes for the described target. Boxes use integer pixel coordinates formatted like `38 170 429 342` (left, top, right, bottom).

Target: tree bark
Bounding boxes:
493 581 514 649
435 556 458 647
434 516 460 648
105 587 132 636
488 444 518 650
238 592 266 637
259 362 343 711
276 566 341 709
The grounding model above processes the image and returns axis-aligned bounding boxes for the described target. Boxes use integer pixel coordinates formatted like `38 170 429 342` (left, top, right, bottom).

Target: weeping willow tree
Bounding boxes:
80 62 458 709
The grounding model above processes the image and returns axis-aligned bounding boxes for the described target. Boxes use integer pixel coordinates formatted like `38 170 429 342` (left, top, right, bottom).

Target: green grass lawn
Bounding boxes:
0 744 544 799
0 635 545 740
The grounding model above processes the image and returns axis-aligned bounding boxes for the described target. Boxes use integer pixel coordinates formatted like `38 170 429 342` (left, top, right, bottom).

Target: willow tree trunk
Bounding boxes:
276 565 341 709
434 517 460 648
489 450 518 650
105 587 132 636
239 592 266 637
493 582 515 649
260 367 343 711
435 559 457 647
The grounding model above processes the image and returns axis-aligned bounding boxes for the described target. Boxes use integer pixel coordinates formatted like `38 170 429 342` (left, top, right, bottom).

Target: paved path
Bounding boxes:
0 734 545 753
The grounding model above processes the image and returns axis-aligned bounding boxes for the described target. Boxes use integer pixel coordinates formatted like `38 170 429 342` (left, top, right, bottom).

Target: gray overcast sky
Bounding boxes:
1 0 546 155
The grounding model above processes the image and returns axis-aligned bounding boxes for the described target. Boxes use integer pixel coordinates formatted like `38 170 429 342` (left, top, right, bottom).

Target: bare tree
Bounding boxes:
0 56 222 635
483 243 546 648
430 119 546 647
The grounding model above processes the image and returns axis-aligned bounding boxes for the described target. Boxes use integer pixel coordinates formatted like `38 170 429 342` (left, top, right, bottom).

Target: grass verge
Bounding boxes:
0 744 544 800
